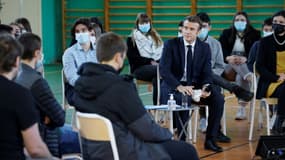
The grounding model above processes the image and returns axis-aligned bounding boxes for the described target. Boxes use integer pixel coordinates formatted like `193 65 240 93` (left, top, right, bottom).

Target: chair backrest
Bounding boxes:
61 69 68 110
76 112 120 160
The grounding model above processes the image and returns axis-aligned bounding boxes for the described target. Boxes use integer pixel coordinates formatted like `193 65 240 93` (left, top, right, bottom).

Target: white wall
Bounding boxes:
0 0 42 37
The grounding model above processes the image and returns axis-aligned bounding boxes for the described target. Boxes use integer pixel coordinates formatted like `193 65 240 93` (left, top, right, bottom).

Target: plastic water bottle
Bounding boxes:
167 94 176 110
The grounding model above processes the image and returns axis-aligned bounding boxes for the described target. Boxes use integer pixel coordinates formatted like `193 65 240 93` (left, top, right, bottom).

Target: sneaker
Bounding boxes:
199 118 207 133
232 85 254 102
235 106 247 120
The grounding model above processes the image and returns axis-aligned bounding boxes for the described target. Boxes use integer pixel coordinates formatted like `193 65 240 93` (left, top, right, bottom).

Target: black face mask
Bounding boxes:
273 23 285 35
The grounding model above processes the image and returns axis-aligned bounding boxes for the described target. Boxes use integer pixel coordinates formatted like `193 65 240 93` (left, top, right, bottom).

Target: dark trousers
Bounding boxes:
213 73 236 92
160 82 224 141
203 86 225 140
65 83 75 106
160 140 199 160
200 74 230 119
133 65 158 105
271 82 285 116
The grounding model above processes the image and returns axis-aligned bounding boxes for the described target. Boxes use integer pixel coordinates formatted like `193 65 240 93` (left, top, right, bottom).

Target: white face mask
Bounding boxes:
234 21 247 32
90 36 96 44
263 31 273 37
138 23 151 33
35 53 44 70
75 32 90 44
197 28 209 40
178 32 183 37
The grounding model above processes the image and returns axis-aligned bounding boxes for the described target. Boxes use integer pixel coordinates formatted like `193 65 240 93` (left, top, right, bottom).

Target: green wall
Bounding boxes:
42 0 284 64
41 0 62 64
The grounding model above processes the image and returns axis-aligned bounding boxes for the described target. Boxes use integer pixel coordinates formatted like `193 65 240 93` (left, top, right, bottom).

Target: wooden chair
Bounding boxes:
248 64 278 141
76 112 119 160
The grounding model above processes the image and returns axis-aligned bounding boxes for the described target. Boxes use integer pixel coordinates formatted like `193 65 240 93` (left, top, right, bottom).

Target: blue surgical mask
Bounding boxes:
263 31 273 37
198 28 209 40
35 54 44 71
234 21 247 32
138 23 151 33
75 32 90 44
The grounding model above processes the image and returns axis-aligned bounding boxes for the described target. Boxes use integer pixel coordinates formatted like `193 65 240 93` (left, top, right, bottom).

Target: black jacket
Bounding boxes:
219 27 260 61
15 63 65 157
126 37 154 73
256 34 285 99
73 62 172 160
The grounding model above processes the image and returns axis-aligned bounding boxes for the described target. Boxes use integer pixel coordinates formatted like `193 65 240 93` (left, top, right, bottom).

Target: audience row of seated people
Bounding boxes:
62 16 200 159
1 9 285 159
0 33 59 159
61 10 285 156
0 18 72 159
196 12 256 133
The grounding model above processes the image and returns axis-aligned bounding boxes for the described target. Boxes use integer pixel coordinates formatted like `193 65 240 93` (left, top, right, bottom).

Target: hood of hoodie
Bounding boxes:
74 62 122 99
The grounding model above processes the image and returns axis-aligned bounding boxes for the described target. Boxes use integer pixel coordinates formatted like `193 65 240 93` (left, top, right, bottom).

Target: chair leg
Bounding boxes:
222 104 227 135
169 111 174 134
193 108 199 143
270 113 277 130
188 110 193 141
249 99 256 141
205 106 209 128
265 101 270 135
258 103 264 130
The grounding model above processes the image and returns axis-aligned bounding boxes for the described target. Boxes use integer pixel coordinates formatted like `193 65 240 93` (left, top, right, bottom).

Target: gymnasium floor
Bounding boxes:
45 64 267 160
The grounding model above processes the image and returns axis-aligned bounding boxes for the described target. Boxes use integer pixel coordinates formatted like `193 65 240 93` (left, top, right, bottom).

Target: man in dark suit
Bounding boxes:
160 16 224 152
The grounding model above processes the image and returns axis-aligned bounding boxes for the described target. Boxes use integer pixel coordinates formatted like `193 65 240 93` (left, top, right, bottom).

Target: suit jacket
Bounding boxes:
126 37 153 73
160 37 212 91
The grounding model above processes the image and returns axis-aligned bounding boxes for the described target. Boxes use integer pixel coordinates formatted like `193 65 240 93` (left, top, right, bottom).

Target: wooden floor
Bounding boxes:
190 96 266 160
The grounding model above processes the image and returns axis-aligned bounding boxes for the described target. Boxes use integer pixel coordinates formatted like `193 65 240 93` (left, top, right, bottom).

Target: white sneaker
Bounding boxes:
199 118 207 133
235 106 247 120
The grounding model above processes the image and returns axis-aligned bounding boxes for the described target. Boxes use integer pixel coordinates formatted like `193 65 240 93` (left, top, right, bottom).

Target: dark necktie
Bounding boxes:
186 44 192 70
187 45 193 64
182 45 192 82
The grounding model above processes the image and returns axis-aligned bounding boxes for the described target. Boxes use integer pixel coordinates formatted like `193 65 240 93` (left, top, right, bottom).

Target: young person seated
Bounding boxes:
62 18 97 105
0 33 55 159
219 11 261 120
256 10 285 134
196 12 253 142
15 33 65 158
126 13 163 105
72 32 199 160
